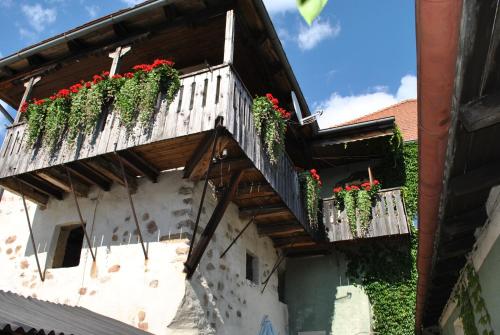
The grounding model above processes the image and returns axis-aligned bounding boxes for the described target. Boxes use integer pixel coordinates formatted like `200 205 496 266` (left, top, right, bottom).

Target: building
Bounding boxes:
0 1 418 334
416 0 500 334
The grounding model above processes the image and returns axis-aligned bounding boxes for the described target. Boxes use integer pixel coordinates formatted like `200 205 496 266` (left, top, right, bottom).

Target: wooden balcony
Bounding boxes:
0 65 320 246
322 188 410 242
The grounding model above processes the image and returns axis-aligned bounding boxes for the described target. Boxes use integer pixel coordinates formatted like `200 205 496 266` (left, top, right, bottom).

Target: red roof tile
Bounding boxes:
337 99 418 141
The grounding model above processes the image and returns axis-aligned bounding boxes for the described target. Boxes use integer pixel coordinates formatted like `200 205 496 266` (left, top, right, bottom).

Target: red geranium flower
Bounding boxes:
373 180 380 185
124 72 134 79
101 71 110 77
351 185 360 191
345 185 351 191
20 102 29 113
92 74 103 84
56 89 71 99
333 186 343 193
112 74 123 79
85 81 92 88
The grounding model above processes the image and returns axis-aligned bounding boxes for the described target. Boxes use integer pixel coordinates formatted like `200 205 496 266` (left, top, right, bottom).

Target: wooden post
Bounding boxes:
223 10 235 65
108 45 131 76
15 76 41 124
368 166 374 186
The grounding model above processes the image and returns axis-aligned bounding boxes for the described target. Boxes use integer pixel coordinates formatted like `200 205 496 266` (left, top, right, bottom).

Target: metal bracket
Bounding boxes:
220 216 255 259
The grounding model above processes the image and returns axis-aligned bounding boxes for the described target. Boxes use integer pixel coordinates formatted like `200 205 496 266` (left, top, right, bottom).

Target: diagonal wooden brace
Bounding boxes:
220 216 254 259
185 170 246 279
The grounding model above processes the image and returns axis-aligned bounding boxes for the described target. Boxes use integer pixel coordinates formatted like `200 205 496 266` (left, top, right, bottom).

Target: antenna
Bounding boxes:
291 91 323 126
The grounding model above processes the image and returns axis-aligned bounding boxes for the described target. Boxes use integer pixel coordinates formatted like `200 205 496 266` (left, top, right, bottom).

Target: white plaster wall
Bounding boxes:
0 170 287 335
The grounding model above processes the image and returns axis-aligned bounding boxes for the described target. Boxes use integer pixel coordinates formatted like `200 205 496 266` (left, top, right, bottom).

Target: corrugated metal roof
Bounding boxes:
0 290 152 335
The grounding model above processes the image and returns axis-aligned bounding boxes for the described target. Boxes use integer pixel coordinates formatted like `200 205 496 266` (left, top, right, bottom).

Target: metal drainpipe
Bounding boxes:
415 0 462 331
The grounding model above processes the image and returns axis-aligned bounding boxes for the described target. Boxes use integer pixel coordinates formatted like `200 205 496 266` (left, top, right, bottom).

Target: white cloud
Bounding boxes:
263 0 296 14
21 4 56 32
121 0 143 6
297 19 340 50
85 5 99 18
317 75 417 128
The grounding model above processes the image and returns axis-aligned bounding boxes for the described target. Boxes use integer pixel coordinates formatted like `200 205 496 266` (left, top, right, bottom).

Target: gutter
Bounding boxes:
315 117 395 138
415 0 462 331
0 0 172 68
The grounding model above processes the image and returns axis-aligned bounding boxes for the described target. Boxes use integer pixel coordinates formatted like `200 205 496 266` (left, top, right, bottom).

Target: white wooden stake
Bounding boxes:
108 45 132 76
15 76 41 124
223 10 235 65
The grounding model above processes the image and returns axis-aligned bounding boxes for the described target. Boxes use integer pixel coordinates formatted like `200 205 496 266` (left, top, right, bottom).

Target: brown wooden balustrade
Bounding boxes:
322 187 410 242
0 65 319 246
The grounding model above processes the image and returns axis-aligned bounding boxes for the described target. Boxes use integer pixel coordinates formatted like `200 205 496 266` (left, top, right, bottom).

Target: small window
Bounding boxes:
246 251 259 284
51 224 85 268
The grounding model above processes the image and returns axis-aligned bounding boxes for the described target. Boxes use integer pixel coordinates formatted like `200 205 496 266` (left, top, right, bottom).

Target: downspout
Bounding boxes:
415 0 462 332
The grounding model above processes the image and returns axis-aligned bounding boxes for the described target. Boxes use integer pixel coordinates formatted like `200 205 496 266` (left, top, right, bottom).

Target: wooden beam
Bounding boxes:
185 170 245 279
36 168 89 197
461 93 500 131
236 183 275 199
85 157 137 193
16 174 64 200
449 160 500 196
117 150 159 183
183 130 218 180
14 76 41 124
108 45 131 77
66 162 112 191
204 158 253 181
272 234 314 249
0 178 48 207
239 204 288 218
26 54 46 67
223 10 235 64
256 221 304 237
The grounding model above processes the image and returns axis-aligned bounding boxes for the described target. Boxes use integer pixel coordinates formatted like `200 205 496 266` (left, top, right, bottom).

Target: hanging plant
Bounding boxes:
301 169 322 227
22 58 180 148
333 180 381 237
252 93 291 164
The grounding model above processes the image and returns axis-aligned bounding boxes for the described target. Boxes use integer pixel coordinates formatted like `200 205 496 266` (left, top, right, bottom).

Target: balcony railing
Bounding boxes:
322 187 410 242
0 64 311 234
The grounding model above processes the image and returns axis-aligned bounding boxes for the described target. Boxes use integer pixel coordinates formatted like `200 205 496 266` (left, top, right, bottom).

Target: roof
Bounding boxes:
337 100 418 141
0 290 152 335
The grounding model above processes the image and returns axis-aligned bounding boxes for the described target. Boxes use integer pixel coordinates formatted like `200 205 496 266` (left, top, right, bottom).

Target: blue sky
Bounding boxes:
0 0 416 139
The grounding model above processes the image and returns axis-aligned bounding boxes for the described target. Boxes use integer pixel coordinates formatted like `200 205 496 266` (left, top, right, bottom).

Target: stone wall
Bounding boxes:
0 170 287 335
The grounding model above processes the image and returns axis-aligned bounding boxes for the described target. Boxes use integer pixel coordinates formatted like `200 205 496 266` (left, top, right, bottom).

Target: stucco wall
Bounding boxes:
0 170 287 335
284 253 372 335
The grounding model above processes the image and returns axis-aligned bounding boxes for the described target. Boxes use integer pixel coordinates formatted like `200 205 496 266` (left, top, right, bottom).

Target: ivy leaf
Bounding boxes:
296 0 328 25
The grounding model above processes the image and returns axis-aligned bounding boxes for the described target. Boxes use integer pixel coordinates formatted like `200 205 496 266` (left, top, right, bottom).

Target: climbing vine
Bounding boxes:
252 93 291 164
301 169 322 227
455 262 494 335
22 58 180 148
333 181 381 237
345 226 418 335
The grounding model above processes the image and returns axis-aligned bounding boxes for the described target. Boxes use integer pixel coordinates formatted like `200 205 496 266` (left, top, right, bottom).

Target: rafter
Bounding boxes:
16 174 64 200
36 168 89 197
117 150 159 183
65 162 112 191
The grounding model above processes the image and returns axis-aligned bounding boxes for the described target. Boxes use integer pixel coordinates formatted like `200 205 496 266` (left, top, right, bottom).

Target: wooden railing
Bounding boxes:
0 64 312 232
322 188 410 242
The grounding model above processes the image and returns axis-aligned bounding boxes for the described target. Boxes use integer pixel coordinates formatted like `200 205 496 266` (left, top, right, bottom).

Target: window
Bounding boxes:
246 251 259 284
51 224 85 268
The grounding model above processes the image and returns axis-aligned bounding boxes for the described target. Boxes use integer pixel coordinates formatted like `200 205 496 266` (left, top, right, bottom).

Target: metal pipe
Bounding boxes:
116 152 148 260
65 167 96 262
187 127 220 261
220 216 254 259
17 179 45 281
0 0 172 68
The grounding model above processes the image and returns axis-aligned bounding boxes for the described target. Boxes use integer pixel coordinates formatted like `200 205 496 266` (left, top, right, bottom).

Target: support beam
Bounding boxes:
239 204 288 218
220 216 254 258
185 170 245 279
15 76 41 124
85 157 137 193
256 221 303 237
204 158 253 181
461 93 500 131
0 178 48 207
16 174 64 200
223 10 235 64
236 183 275 200
117 150 159 183
272 234 313 249
449 160 500 196
65 162 112 191
36 168 89 197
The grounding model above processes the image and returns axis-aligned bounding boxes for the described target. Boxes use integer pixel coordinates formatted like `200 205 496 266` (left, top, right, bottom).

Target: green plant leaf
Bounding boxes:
297 0 328 25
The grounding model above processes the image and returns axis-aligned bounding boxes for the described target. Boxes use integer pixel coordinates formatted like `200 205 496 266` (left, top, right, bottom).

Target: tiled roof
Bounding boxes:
337 99 418 141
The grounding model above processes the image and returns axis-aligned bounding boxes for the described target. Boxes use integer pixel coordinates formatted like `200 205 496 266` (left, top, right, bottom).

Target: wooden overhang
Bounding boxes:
421 0 500 327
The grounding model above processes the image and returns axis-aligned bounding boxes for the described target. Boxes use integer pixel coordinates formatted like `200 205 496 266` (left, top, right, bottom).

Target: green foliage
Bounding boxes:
346 227 418 334
301 170 322 227
44 98 71 149
25 100 48 146
344 190 357 236
402 142 418 222
456 263 494 335
357 189 372 235
114 75 142 129
251 95 289 164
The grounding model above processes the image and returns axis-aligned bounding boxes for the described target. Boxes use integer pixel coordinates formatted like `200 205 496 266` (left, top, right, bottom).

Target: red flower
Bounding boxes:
49 95 57 101
345 185 351 191
271 98 279 106
266 93 274 100
133 64 153 72
101 71 110 77
33 99 45 106
69 83 83 93
20 102 29 113
373 180 380 185
112 74 123 79
333 186 343 193
85 81 92 88
56 89 71 99
152 59 174 68
364 185 371 191
92 74 103 84
310 169 317 175
124 72 134 79
351 185 360 191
